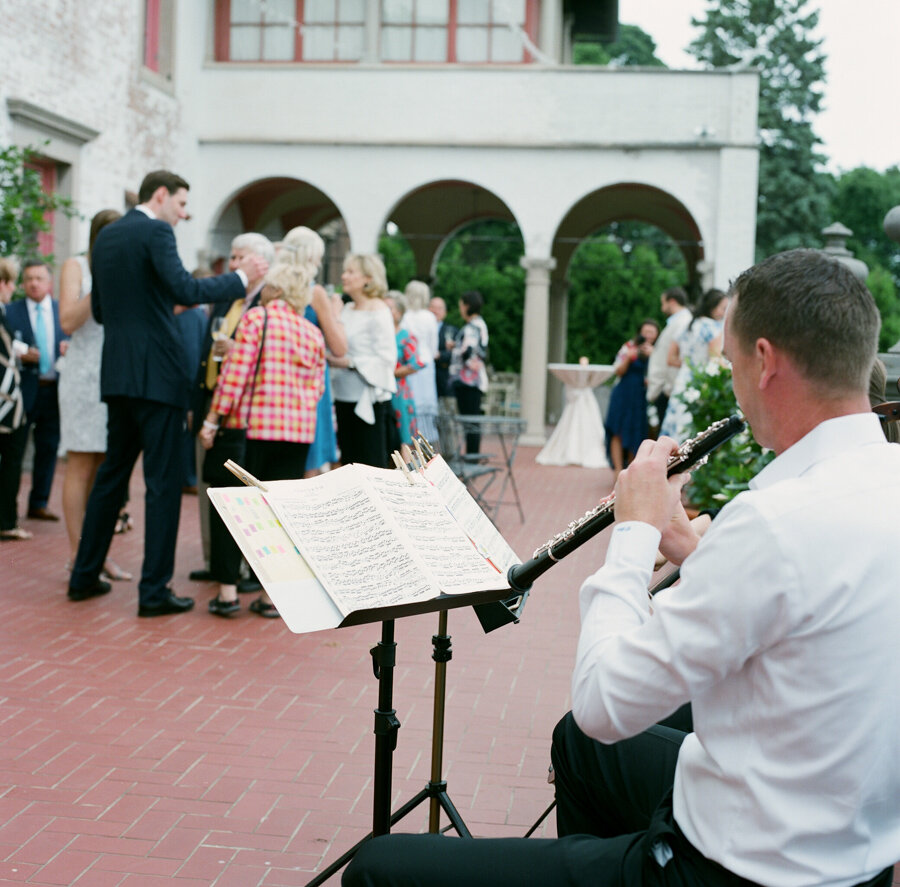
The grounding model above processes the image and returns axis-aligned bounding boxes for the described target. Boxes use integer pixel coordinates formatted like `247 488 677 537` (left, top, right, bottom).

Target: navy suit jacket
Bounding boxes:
90 208 246 410
5 297 67 414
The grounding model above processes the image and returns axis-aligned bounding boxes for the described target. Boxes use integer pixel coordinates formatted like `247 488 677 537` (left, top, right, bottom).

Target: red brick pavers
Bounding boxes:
1 448 896 886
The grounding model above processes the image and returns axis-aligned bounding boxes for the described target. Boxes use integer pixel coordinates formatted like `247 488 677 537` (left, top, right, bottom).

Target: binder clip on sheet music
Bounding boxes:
208 437 522 634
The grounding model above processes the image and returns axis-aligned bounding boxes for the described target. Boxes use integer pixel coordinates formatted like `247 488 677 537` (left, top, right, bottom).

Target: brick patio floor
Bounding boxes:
0 443 896 886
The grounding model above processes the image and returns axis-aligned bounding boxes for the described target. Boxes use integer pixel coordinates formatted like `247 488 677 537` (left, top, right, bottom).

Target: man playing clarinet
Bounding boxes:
344 249 899 887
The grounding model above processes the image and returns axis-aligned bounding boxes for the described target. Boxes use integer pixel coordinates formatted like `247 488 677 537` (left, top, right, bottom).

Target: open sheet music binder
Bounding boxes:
207 454 524 634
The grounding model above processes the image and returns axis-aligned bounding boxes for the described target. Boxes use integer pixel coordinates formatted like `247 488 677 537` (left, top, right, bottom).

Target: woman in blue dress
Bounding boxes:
278 226 347 475
604 319 659 474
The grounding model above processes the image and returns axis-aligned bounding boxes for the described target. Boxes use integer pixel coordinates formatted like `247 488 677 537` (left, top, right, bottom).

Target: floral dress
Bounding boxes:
392 328 424 445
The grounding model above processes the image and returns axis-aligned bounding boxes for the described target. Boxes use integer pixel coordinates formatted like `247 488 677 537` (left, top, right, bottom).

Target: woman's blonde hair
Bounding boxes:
0 256 20 284
343 253 387 300
280 226 325 277
404 280 430 311
264 261 313 312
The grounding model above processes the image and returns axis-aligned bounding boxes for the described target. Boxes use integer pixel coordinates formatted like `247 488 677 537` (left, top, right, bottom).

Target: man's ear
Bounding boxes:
756 338 777 389
151 185 168 205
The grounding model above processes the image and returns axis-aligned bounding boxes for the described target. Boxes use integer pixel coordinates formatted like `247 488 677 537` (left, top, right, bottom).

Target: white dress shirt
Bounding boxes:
572 413 900 887
646 307 692 402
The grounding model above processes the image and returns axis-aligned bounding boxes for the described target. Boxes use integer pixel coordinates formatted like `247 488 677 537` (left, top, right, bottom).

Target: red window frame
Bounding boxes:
25 158 57 259
144 0 161 71
213 0 540 64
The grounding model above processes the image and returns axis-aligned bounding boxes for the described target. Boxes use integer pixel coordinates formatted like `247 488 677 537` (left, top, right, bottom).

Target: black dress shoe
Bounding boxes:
189 568 214 581
68 579 112 602
138 590 195 617
237 577 262 593
28 506 60 521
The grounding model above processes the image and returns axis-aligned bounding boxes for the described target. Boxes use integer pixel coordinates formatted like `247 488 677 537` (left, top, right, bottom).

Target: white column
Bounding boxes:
518 255 556 446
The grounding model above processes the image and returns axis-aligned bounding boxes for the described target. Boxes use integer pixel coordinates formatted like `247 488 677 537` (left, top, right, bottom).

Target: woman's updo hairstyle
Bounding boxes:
264 261 313 312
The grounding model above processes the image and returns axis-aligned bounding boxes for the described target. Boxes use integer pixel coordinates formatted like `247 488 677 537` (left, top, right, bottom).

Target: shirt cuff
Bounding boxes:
606 521 662 566
234 269 248 288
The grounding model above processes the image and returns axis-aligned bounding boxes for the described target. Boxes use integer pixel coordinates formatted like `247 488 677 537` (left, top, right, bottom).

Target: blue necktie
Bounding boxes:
33 302 51 375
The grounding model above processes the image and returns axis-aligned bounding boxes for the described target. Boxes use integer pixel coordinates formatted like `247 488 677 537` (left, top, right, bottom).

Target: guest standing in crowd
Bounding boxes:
188 233 274 583
329 254 396 468
57 209 132 579
385 290 424 450
450 289 489 454
645 286 691 432
401 280 439 443
6 260 68 522
67 170 267 615
0 257 29 541
660 288 728 442
277 226 347 477
199 260 325 619
604 319 660 474
429 295 457 401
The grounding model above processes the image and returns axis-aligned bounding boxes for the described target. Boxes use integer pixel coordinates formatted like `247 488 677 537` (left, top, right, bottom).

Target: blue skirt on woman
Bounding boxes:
304 304 338 472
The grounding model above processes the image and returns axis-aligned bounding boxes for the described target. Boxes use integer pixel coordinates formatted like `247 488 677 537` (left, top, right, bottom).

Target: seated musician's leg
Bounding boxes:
551 711 687 839
342 831 646 887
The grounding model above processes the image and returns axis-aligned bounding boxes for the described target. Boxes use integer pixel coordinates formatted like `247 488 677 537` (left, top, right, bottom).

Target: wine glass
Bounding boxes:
210 318 227 361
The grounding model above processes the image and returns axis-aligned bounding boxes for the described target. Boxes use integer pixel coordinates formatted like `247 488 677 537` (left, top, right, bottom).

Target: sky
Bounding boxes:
617 0 900 173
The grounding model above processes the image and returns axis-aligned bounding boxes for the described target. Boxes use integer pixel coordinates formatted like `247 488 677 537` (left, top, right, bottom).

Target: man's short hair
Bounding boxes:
22 259 50 276
138 170 190 204
730 249 880 395
662 286 687 307
231 232 275 266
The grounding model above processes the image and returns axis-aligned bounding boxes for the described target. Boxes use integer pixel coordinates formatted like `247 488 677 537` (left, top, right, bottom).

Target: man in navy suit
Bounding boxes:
5 261 68 522
68 170 267 616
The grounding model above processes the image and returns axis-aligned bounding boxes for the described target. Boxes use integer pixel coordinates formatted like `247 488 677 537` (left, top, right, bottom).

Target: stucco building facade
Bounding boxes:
0 0 759 441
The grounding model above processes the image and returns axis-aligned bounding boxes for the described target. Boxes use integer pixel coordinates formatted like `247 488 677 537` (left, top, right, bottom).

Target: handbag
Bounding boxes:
202 308 267 486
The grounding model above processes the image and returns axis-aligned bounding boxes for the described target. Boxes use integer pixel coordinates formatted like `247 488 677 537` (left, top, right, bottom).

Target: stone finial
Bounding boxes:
821 222 868 281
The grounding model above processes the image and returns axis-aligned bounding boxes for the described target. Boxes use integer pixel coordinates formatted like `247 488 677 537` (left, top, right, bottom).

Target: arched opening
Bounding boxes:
207 177 347 283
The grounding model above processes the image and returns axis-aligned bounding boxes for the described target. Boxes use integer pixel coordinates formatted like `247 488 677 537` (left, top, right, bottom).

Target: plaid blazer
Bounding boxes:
211 300 325 442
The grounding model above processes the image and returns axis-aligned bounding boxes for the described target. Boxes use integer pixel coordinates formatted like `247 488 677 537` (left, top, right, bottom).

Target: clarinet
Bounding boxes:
507 415 746 593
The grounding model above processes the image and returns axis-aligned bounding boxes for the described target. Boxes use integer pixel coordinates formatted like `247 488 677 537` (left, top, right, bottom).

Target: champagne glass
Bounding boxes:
210 318 227 361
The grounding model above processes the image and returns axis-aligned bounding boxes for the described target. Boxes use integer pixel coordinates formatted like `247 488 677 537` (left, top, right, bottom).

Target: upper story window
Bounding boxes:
213 0 538 63
382 0 537 63
215 0 365 62
144 0 174 79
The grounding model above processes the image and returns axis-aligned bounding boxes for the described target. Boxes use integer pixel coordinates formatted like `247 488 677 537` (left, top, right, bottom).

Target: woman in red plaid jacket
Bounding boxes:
199 260 325 618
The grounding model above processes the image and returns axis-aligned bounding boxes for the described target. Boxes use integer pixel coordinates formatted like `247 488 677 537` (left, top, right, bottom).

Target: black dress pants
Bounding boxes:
336 400 391 468
453 382 482 454
26 381 60 511
0 423 27 530
71 397 183 608
343 710 893 887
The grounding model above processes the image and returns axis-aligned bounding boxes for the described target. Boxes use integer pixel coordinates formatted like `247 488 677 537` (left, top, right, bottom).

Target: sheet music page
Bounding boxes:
360 465 508 595
206 487 342 634
261 467 440 615
423 456 521 574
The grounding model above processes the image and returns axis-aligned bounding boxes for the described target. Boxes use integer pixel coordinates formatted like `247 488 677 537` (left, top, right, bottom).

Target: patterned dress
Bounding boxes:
58 255 107 452
392 329 424 445
660 315 723 443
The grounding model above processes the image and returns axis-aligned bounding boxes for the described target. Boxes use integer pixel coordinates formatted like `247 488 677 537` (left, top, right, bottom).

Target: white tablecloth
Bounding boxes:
536 364 615 469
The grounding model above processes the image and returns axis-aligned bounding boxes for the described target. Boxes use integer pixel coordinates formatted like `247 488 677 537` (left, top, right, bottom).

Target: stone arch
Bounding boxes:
551 183 704 285
206 176 347 282
540 183 705 422
383 179 522 280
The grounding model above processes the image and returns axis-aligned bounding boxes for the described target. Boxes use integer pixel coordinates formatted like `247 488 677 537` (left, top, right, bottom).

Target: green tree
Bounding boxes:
573 24 666 67
688 0 833 259
566 230 686 364
829 165 900 288
0 144 74 264
431 221 525 374
378 229 417 291
867 266 900 352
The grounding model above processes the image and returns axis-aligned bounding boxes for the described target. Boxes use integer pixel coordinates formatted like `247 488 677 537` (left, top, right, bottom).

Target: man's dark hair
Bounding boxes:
22 259 50 276
460 290 483 315
138 170 190 204
730 249 880 395
661 286 687 307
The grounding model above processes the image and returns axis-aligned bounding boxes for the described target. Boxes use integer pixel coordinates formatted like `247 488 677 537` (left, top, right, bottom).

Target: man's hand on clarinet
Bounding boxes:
614 437 687 534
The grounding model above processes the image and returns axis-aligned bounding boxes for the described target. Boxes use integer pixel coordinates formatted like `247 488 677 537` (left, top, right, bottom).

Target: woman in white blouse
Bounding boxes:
329 254 397 468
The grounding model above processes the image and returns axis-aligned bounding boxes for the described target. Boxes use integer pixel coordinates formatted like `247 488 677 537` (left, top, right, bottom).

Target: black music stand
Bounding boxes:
305 588 517 887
